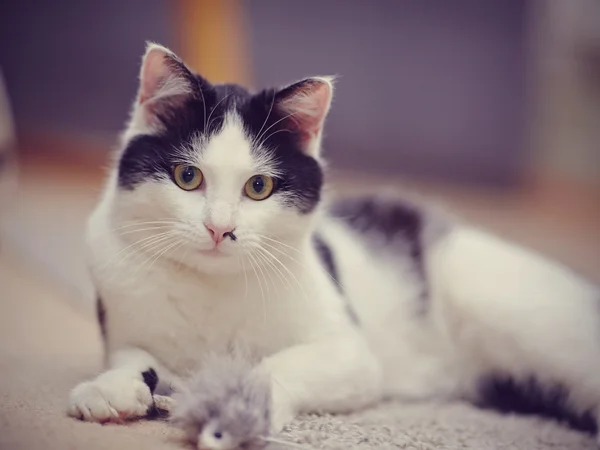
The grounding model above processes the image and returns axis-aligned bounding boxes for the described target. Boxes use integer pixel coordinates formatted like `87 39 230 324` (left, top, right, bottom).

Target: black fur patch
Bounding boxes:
118 70 323 213
313 234 341 290
332 197 422 259
142 367 169 420
96 295 107 340
332 197 428 311
142 368 159 394
477 374 597 433
313 234 359 325
146 405 170 421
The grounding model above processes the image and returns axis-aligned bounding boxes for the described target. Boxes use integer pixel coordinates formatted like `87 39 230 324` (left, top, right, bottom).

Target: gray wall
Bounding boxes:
1 0 528 185
0 0 174 137
246 0 528 184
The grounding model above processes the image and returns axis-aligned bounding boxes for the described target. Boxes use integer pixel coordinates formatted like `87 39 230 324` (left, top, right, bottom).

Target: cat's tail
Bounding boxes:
430 225 600 435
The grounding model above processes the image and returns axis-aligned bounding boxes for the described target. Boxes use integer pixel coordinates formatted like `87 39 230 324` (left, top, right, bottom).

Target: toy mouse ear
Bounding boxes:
275 76 334 157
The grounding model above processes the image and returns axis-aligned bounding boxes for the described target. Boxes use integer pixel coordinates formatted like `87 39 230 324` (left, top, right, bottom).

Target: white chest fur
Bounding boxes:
88 211 350 376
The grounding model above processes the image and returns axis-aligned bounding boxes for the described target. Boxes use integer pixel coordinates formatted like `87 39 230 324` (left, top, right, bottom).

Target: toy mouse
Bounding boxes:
168 352 306 450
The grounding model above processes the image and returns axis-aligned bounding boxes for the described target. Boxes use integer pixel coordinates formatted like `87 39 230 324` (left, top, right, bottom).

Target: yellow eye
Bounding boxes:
173 165 203 191
244 175 274 201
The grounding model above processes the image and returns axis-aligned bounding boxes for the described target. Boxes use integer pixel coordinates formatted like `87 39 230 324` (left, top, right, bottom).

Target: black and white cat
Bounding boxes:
69 43 600 442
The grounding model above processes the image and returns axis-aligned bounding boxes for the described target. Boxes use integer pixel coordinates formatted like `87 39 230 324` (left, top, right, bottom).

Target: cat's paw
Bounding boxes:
269 388 295 434
68 369 153 423
269 408 294 435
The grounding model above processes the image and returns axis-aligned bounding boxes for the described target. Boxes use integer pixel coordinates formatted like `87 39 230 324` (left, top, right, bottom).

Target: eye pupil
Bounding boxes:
213 432 223 439
252 177 265 193
181 167 195 183
244 174 273 200
173 165 203 191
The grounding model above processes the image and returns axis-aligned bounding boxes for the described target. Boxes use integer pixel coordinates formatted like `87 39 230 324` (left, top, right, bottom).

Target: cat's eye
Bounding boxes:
173 165 203 191
244 175 274 201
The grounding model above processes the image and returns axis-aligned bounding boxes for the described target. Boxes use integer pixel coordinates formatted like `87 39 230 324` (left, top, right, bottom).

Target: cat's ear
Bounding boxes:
275 77 334 157
133 42 204 130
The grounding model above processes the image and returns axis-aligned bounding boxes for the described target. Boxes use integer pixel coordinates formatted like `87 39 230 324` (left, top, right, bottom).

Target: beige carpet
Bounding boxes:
0 245 597 450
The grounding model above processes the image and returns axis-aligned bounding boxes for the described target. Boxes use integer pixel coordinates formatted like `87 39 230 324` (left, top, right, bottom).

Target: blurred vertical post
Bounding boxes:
0 69 17 216
176 0 252 86
528 0 600 209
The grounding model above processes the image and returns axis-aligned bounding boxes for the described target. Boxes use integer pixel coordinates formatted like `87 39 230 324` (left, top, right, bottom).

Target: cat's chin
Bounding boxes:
195 247 228 257
164 248 242 275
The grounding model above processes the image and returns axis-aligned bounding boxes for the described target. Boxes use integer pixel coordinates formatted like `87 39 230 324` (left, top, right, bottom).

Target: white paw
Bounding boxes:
269 389 295 434
68 369 153 422
270 409 294 435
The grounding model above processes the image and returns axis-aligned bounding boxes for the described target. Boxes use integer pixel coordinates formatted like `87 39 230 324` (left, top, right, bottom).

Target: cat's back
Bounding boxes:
316 195 458 394
316 194 453 326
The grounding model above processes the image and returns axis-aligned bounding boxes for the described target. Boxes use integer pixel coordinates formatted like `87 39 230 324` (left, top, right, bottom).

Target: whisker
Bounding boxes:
240 255 249 301
254 91 276 146
146 239 185 275
99 231 178 272
247 252 268 325
199 78 208 131
257 234 304 255
258 128 293 147
133 236 182 278
117 225 175 237
255 245 310 302
252 249 273 298
255 111 298 148
176 241 191 272
108 219 181 232
253 246 293 292
87 220 179 243
260 237 343 292
253 248 280 293
206 92 233 132
129 232 180 258
106 235 177 284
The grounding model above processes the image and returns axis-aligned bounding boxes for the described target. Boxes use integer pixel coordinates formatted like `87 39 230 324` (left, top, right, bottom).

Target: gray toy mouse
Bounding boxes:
169 352 273 450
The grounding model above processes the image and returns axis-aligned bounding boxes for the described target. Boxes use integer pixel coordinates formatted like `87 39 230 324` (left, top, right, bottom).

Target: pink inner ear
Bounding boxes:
139 47 191 107
135 46 194 129
279 80 332 141
139 49 170 104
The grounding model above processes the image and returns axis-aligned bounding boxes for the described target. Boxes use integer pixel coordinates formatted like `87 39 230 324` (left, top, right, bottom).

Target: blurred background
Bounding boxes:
0 0 599 308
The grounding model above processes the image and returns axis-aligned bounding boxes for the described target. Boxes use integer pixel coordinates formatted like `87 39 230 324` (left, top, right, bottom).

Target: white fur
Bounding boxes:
68 348 156 422
69 47 600 437
431 227 600 406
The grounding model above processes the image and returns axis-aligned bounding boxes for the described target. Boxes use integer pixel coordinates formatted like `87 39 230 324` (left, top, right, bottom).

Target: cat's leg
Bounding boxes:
68 347 167 422
259 330 383 432
431 226 600 433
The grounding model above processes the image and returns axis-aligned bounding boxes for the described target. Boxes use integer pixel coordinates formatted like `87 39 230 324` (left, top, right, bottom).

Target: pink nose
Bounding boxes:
204 223 235 244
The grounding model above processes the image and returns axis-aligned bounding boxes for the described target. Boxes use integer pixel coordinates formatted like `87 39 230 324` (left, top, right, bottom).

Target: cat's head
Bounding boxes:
111 43 333 273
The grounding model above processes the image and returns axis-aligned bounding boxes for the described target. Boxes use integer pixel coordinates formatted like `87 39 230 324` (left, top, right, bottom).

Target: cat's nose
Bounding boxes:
204 223 235 244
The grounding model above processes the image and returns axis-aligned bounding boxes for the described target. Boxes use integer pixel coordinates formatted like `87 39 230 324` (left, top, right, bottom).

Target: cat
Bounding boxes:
69 42 600 441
